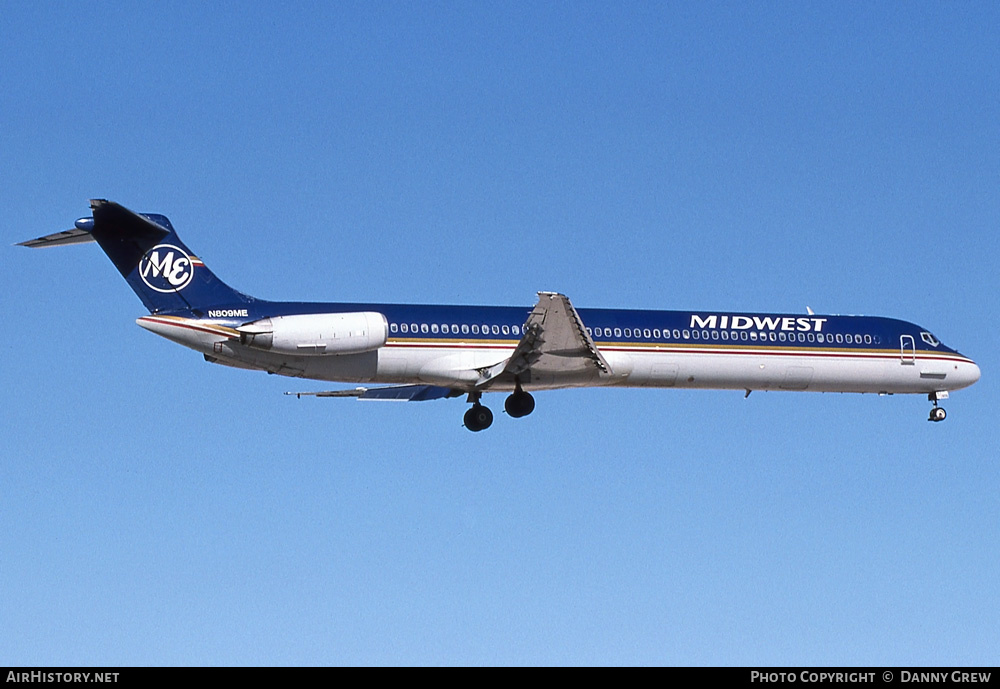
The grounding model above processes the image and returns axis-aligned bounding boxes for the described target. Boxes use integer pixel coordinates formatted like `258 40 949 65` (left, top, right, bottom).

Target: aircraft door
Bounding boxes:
900 335 916 365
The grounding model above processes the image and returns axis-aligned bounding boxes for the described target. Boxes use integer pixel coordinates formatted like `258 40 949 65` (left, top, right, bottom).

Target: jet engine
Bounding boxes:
236 312 388 356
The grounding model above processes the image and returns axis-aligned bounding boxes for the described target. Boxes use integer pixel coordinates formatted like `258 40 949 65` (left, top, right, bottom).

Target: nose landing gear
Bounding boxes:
928 392 948 422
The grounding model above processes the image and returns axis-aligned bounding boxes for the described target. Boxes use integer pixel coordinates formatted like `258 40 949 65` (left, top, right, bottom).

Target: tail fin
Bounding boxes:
20 199 252 314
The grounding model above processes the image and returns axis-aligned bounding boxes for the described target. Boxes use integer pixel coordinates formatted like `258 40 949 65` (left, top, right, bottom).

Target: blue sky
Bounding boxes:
3 2 998 665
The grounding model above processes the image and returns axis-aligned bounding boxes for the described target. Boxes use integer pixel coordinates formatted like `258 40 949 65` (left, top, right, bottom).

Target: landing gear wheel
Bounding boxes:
929 406 947 422
505 390 535 418
464 404 494 432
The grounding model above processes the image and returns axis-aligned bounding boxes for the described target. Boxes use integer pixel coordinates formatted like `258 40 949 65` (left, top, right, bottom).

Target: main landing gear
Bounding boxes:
504 381 535 418
463 384 536 432
464 402 494 432
928 392 948 423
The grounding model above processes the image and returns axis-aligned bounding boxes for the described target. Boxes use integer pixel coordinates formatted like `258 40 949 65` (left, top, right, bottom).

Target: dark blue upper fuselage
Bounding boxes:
176 299 967 358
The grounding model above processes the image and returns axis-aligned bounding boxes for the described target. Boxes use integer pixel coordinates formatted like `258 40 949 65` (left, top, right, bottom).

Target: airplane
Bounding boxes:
20 200 980 431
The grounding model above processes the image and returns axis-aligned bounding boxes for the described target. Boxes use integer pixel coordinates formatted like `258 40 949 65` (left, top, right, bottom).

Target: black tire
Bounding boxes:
464 404 494 431
505 391 535 418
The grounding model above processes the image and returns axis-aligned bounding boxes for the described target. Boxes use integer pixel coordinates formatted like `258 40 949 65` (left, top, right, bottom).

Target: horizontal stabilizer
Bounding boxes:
286 384 460 402
21 199 253 314
17 227 96 248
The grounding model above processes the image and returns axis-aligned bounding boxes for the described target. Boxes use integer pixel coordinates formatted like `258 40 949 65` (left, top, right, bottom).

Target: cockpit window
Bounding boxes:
920 332 940 347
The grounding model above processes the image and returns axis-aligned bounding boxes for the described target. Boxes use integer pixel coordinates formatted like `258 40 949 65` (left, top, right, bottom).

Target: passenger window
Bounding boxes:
462 324 469 334
431 324 439 334
512 325 519 335
682 330 690 340
502 325 509 335
652 329 660 339
614 328 622 337
421 323 429 334
624 328 631 338
472 324 479 334
401 323 409 333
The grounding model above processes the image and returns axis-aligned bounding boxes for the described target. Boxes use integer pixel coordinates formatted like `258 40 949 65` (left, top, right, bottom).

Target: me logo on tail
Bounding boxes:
138 244 194 293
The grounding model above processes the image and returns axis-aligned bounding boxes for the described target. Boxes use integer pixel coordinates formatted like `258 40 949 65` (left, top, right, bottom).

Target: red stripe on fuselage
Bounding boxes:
382 340 972 364
138 316 237 338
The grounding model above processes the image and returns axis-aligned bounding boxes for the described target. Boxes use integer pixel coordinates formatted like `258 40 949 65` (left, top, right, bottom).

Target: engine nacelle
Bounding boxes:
236 312 388 356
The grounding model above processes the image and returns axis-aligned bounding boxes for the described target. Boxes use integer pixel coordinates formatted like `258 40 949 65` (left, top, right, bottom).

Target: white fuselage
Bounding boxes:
136 314 981 396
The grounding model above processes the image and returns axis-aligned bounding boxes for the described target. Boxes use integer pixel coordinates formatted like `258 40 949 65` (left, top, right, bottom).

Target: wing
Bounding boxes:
477 291 612 387
286 384 462 402
289 292 610 398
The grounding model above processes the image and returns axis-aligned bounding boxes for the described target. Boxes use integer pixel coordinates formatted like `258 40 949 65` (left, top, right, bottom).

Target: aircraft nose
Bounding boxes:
957 359 981 389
